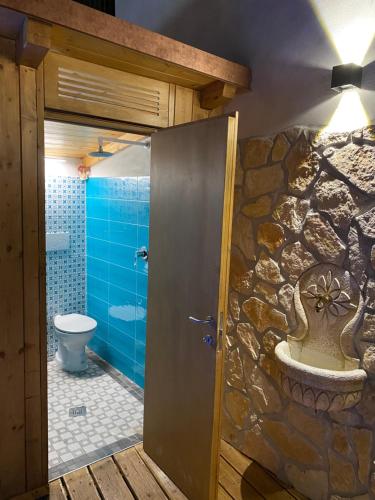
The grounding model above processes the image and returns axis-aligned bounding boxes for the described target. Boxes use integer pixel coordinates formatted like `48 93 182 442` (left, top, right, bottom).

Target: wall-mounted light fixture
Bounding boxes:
331 63 363 92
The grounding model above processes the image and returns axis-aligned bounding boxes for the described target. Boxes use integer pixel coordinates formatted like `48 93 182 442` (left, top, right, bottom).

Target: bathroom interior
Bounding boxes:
44 120 150 478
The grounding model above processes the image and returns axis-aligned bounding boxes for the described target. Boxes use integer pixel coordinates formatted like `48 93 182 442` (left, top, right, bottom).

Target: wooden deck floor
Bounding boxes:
50 441 305 499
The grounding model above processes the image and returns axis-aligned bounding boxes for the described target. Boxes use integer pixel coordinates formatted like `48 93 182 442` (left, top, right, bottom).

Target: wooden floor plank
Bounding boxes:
114 447 168 499
219 457 264 500
135 444 187 499
64 467 101 500
90 456 134 500
221 440 295 499
49 479 68 500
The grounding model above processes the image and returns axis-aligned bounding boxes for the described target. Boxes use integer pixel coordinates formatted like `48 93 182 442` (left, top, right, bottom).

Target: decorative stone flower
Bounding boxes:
301 270 356 317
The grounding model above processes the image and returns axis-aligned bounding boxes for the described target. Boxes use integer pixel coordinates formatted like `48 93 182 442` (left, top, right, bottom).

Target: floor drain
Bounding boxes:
69 405 87 417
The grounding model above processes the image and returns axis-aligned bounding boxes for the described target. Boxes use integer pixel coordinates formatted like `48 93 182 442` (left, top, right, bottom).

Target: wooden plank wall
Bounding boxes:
0 37 47 499
0 36 26 499
169 84 223 126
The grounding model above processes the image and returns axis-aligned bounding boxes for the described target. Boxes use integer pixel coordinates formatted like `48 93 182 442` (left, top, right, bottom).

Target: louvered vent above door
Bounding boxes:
44 53 170 127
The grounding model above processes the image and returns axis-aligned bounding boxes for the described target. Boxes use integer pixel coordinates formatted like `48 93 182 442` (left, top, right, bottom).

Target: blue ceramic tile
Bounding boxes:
108 284 136 336
138 177 150 201
122 178 138 200
86 175 149 388
137 202 150 226
86 197 108 220
86 178 109 198
87 275 108 302
88 335 109 360
87 217 109 240
87 237 110 261
109 221 137 247
136 320 147 344
134 363 145 389
137 254 149 275
135 341 145 367
137 272 148 298
109 264 137 294
108 326 135 358
105 343 135 381
138 225 149 248
87 294 108 323
109 242 135 270
87 256 108 282
133 372 144 389
109 199 138 224
93 318 109 340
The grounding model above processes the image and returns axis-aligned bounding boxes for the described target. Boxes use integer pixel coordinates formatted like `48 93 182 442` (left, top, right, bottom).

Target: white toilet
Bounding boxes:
54 313 97 372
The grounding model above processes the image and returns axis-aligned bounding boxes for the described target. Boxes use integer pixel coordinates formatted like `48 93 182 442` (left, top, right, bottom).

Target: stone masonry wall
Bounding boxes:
222 125 375 500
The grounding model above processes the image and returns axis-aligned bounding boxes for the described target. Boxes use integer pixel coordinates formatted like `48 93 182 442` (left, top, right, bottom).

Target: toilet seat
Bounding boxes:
54 313 97 334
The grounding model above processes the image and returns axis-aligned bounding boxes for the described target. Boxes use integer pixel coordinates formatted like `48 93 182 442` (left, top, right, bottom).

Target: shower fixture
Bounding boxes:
89 136 150 158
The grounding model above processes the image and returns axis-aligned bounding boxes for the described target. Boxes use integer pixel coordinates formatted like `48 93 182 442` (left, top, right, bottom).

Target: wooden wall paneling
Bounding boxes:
173 85 193 125
0 37 26 499
51 27 213 90
36 62 49 488
20 63 45 491
44 53 170 128
168 83 176 126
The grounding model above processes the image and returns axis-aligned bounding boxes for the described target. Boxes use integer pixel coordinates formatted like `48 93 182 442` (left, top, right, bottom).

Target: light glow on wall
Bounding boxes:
322 89 369 133
310 0 374 132
309 0 375 65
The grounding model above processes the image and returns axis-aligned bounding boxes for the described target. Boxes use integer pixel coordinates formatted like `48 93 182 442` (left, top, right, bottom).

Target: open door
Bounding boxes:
143 113 238 499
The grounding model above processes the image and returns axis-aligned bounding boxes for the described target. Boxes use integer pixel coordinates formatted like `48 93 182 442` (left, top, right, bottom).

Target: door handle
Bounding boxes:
188 315 217 329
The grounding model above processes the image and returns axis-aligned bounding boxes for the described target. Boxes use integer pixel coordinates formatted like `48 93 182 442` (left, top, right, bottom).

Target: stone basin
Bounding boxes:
275 340 367 411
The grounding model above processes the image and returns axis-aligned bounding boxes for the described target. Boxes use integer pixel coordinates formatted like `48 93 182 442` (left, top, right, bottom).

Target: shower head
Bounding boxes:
88 144 114 158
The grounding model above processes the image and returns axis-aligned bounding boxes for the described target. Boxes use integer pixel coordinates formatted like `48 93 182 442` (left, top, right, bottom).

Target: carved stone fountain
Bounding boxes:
275 263 367 411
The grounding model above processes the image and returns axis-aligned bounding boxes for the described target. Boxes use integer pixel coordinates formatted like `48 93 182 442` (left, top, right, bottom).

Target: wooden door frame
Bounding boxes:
18 58 234 500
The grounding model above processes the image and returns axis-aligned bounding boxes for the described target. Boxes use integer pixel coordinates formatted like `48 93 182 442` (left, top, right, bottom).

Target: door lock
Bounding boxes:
202 334 215 346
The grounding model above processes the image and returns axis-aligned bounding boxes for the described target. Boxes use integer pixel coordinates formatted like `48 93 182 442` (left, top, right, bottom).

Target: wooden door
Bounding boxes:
143 113 238 500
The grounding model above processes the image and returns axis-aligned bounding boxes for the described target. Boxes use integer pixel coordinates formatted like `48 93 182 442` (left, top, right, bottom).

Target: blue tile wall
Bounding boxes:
45 176 86 359
86 177 149 388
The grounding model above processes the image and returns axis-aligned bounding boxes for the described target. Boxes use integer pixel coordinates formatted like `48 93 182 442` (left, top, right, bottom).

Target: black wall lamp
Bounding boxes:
331 63 363 92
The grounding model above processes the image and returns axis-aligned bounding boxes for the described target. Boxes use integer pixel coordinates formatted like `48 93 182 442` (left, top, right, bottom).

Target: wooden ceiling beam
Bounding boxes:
0 0 250 89
16 17 51 68
200 81 237 110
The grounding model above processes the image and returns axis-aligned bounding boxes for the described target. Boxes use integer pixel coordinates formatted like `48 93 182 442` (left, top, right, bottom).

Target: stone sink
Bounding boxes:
274 263 367 412
275 341 367 411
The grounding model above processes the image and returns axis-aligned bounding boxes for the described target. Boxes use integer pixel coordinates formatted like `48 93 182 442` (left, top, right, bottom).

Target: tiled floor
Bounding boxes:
48 350 144 480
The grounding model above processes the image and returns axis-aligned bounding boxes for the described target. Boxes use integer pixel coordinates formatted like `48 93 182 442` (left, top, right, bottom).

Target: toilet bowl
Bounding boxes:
54 313 97 372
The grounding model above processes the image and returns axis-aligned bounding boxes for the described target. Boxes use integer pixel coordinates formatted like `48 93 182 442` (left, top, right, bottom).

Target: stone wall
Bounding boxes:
222 125 375 499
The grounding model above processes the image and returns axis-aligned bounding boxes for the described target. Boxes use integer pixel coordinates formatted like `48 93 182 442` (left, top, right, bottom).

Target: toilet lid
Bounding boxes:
54 313 97 334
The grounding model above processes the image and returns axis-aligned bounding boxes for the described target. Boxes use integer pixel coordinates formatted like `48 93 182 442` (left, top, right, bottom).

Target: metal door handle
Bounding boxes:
188 315 217 329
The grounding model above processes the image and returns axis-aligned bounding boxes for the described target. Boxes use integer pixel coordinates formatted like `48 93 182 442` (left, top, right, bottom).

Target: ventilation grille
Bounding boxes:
45 53 170 127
